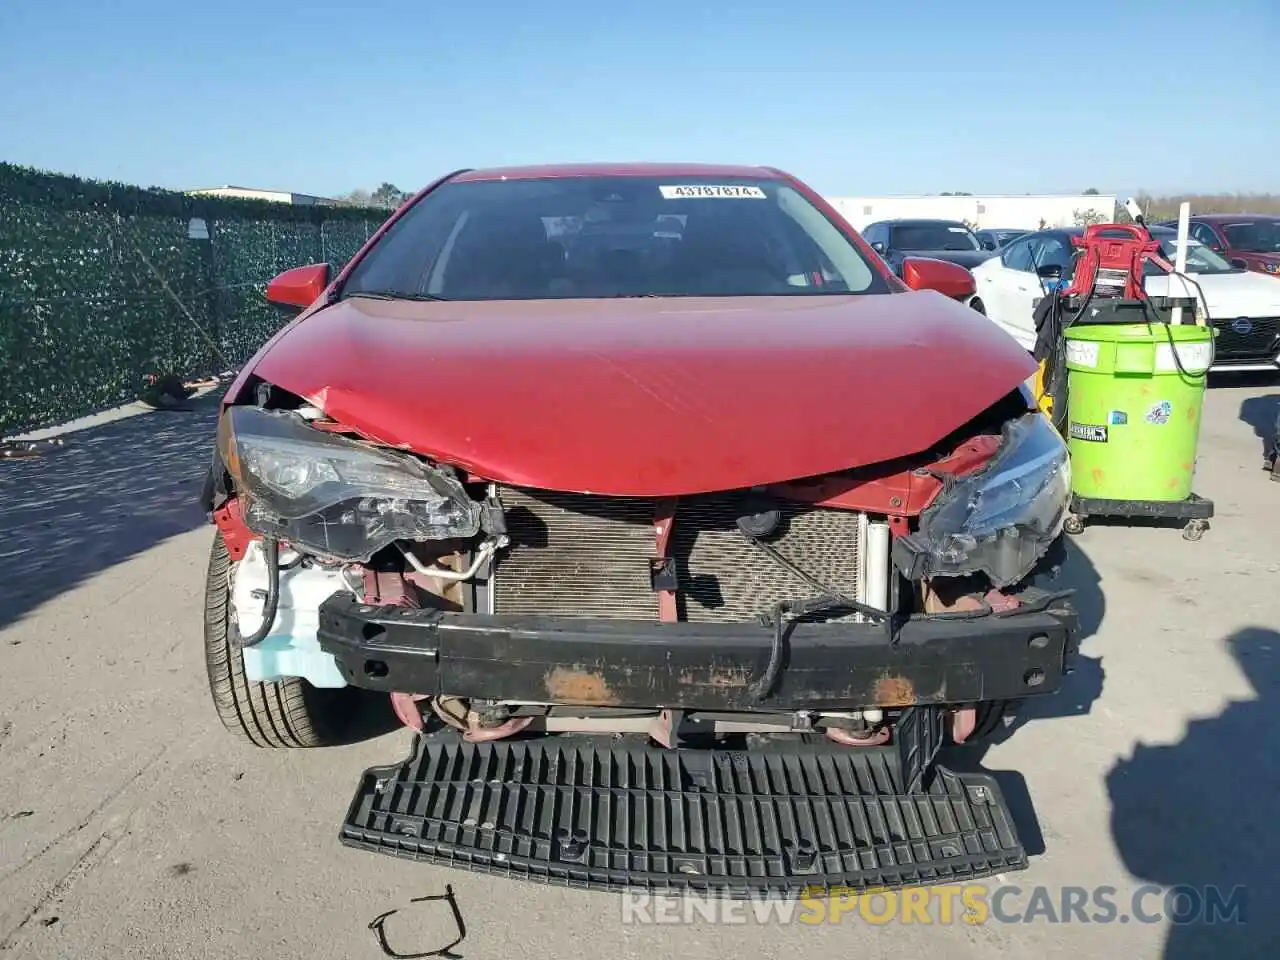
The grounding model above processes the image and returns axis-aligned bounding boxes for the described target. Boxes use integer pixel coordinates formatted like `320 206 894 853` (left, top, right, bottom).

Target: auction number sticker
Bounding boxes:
1069 422 1108 443
659 185 767 199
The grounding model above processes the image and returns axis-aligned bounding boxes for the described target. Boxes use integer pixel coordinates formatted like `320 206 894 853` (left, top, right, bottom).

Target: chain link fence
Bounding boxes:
0 162 387 435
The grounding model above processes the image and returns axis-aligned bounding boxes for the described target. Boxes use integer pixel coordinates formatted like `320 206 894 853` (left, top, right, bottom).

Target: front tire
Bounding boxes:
968 297 986 315
204 531 352 747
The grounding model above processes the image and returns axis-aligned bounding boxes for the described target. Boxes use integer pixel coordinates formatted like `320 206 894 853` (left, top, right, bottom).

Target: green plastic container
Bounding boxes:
1063 322 1215 501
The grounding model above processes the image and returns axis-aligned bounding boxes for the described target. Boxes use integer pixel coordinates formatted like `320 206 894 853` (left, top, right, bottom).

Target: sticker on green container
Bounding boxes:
1145 401 1173 426
1109 410 1128 426
1070 422 1108 443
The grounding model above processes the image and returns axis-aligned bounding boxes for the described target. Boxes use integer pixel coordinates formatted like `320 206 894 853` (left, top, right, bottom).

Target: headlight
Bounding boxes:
217 405 481 561
892 412 1071 587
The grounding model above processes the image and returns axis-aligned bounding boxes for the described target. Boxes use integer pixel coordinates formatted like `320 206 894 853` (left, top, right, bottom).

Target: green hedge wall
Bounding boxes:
0 162 388 435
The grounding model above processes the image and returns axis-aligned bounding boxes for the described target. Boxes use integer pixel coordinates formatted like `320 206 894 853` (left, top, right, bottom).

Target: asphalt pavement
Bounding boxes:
1 380 1277 960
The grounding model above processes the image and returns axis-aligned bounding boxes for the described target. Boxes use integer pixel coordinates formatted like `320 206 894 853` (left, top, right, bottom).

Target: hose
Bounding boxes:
237 536 280 648
1146 267 1215 380
742 533 890 701
1105 223 1213 380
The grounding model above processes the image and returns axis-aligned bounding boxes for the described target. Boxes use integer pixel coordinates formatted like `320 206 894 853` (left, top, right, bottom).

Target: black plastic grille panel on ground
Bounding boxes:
341 737 1027 895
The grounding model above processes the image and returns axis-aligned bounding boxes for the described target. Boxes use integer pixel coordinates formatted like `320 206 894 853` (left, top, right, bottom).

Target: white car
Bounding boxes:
968 225 1280 372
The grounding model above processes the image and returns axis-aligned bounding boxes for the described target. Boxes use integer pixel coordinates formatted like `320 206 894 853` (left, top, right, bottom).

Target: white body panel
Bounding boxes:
231 540 351 688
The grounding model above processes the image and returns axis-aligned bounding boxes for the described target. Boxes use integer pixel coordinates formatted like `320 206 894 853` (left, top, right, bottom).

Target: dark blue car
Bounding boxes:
859 218 998 277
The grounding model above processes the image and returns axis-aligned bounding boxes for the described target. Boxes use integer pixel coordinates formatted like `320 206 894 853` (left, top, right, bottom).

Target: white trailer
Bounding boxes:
826 194 1117 231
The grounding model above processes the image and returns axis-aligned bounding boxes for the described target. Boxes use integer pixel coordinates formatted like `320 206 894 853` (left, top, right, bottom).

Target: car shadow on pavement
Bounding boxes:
339 690 403 746
943 538 1107 857
0 392 223 629
1106 626 1280 959
1010 536 1107 726
1237 392 1279 468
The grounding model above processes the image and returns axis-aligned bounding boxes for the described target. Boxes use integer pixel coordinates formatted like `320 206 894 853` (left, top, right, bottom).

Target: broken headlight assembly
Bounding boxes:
892 412 1071 587
216 405 481 562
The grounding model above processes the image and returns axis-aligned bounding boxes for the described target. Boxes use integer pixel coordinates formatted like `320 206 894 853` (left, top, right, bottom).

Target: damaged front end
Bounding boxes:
204 382 1078 896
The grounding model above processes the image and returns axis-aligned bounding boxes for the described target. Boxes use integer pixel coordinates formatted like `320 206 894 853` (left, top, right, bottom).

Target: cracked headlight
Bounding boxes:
892 412 1071 587
217 404 481 561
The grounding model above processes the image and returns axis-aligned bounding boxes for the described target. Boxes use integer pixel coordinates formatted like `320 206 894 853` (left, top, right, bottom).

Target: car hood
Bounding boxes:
249 293 1035 497
899 249 994 269
1146 269 1280 318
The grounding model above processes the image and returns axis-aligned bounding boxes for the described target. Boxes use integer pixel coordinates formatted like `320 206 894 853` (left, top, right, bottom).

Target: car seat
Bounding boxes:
442 215 565 299
672 213 783 295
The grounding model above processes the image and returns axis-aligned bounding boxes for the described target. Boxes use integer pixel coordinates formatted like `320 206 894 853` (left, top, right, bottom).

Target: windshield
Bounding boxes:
1148 231 1237 275
1221 220 1280 254
890 223 981 252
339 176 887 301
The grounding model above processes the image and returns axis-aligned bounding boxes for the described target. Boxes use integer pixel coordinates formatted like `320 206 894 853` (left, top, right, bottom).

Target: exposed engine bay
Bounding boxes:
208 379 1075 749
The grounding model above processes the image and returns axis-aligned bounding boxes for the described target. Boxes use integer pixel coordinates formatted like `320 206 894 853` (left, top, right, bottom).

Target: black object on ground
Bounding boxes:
340 728 1027 897
367 884 466 959
1065 493 1215 542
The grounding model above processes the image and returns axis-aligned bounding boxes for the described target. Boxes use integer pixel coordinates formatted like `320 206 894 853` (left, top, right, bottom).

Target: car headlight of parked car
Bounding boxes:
892 412 1071 587
216 405 481 561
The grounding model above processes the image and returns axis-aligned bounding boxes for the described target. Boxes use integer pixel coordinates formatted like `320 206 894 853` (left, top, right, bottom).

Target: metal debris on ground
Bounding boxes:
367 885 466 959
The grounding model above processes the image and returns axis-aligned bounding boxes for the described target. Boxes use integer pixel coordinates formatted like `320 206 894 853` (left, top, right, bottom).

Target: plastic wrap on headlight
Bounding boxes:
217 405 481 561
892 412 1071 587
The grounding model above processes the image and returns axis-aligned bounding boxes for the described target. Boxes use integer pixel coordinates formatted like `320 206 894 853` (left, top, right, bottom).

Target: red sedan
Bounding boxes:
199 162 1077 896
1159 213 1280 276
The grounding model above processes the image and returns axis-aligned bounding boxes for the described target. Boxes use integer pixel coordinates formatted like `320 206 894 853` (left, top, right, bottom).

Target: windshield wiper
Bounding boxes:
344 290 449 302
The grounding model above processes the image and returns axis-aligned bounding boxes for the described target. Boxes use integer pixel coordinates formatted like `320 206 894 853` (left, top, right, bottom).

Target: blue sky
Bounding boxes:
0 0 1275 198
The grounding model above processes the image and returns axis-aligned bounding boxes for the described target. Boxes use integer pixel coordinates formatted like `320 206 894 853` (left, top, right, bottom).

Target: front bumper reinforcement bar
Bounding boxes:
316 594 1079 711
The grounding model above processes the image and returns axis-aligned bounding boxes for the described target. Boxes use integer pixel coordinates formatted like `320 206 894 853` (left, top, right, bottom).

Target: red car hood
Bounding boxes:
250 293 1035 496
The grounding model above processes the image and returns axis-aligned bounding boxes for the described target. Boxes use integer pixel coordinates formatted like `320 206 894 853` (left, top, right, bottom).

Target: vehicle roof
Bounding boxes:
877 218 972 227
1185 213 1280 223
979 227 1028 233
451 162 782 183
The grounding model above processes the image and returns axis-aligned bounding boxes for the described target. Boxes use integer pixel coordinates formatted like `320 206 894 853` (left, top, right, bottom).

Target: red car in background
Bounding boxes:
1158 213 1280 275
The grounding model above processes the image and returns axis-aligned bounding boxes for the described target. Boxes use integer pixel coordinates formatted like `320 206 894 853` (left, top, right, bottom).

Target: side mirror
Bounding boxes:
1036 263 1063 280
870 240 887 255
901 256 976 300
979 237 997 251
265 263 331 312
1230 257 1249 270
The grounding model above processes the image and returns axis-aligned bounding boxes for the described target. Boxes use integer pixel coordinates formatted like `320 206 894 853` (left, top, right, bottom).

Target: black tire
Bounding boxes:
969 297 986 315
204 531 353 747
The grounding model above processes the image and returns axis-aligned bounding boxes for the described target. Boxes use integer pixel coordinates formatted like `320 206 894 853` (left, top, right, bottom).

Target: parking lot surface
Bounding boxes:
1 381 1277 959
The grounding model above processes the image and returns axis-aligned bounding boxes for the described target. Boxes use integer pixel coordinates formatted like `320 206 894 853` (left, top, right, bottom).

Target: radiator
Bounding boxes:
490 486 886 624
